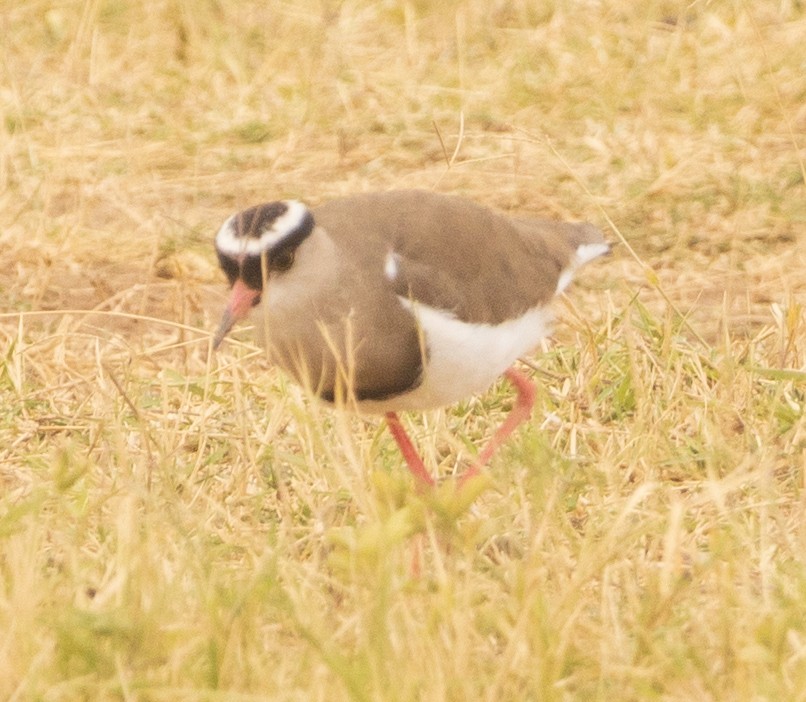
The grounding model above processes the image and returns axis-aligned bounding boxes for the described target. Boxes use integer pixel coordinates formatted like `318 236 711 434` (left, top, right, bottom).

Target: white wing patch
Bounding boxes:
215 200 310 256
384 251 400 281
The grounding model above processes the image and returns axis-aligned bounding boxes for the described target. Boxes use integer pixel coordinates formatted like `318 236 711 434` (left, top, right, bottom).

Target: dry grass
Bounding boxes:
2 0 806 700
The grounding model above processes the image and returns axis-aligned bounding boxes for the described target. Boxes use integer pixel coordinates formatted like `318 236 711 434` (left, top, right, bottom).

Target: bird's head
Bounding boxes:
213 199 314 348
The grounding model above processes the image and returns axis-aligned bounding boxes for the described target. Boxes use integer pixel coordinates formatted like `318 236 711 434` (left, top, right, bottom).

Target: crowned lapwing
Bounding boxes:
213 190 608 486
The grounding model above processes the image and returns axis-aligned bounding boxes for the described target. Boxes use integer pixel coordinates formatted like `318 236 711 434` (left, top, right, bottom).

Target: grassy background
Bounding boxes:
2 1 806 700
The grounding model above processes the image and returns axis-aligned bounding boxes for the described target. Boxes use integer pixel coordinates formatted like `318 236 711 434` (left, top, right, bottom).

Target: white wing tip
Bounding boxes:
575 242 611 266
555 241 610 294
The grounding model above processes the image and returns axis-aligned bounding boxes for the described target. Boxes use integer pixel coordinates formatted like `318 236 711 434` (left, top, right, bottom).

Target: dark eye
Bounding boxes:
241 256 264 290
271 249 295 272
217 252 240 286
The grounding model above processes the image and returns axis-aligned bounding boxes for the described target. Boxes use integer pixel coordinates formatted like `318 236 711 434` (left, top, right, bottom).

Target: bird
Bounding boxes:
212 190 609 487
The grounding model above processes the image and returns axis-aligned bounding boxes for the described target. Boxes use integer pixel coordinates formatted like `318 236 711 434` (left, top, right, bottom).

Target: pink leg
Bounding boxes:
385 412 435 487
460 367 536 484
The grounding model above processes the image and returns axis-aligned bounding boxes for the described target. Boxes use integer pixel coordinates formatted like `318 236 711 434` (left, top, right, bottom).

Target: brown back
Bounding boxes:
314 190 604 325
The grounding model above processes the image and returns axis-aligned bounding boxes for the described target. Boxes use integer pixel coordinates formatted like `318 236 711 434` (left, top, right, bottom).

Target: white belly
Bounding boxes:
356 299 552 414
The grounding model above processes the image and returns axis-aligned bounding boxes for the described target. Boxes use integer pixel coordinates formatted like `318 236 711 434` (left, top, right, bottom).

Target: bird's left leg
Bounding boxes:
460 367 536 484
